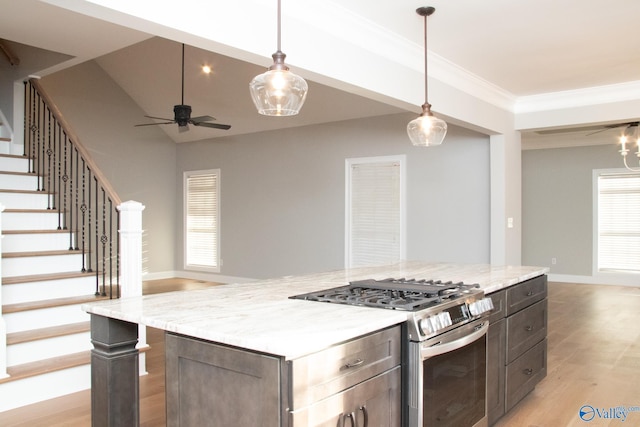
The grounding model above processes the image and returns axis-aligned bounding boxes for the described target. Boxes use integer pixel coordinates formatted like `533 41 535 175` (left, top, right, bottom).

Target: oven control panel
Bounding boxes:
414 297 494 339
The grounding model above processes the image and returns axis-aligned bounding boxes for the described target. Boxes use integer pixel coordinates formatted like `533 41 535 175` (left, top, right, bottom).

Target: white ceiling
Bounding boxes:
1 0 639 145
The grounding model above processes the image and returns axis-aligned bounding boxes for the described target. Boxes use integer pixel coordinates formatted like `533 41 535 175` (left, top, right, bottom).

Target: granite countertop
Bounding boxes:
82 261 548 360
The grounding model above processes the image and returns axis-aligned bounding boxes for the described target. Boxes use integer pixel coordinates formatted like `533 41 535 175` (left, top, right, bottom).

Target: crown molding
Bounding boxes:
515 81 640 114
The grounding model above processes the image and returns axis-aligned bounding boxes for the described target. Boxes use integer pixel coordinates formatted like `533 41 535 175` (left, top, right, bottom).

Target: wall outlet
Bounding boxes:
551 257 557 265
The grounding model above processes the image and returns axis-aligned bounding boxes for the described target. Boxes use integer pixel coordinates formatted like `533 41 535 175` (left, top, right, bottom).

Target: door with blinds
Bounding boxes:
345 155 406 268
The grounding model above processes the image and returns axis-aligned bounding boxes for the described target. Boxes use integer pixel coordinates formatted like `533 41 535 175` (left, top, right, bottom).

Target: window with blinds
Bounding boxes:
345 156 405 268
184 169 220 271
597 172 640 273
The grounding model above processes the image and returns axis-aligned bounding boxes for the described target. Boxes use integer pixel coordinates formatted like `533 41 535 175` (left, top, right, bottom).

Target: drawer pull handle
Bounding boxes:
525 325 534 332
526 290 534 296
523 368 533 375
359 405 369 427
345 358 365 369
344 412 356 427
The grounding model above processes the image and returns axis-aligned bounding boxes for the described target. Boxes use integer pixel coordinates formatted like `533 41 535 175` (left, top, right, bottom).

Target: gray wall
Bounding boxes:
522 143 622 276
177 113 491 280
39 60 177 275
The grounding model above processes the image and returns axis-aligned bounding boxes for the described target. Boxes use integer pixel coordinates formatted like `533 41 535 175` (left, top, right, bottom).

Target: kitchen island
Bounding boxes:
83 261 548 426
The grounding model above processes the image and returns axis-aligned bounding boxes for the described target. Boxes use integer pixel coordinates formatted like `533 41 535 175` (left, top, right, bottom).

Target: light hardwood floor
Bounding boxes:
1 280 639 426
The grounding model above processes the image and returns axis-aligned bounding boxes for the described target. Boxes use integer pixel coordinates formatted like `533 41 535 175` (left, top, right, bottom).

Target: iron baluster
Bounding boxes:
46 108 52 208
80 158 86 271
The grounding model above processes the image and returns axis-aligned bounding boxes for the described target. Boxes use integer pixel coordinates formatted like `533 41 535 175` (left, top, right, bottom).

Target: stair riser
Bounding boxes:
0 156 29 173
6 332 92 367
0 365 90 412
0 191 51 209
2 276 96 305
0 173 39 190
0 140 10 155
2 211 61 230
2 253 85 277
2 232 74 253
4 304 90 334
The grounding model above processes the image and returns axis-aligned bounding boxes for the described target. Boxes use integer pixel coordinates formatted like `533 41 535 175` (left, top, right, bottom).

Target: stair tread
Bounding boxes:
0 171 35 177
2 249 83 258
0 351 90 384
2 294 110 314
2 270 96 285
2 228 71 235
4 208 60 213
0 188 50 193
7 321 90 345
0 154 29 159
0 137 11 142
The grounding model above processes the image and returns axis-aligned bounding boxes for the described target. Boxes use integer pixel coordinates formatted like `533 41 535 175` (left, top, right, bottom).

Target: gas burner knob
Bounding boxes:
420 312 452 335
419 317 434 335
469 297 494 316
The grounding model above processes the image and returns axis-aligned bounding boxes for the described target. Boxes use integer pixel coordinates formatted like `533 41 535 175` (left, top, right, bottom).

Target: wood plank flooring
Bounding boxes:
1 280 639 426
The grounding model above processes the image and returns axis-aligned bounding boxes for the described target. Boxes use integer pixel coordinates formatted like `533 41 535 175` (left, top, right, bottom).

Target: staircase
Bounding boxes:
0 80 139 412
0 147 108 411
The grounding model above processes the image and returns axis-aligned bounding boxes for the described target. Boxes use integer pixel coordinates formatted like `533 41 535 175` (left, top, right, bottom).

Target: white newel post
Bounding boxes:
118 200 148 374
0 203 8 379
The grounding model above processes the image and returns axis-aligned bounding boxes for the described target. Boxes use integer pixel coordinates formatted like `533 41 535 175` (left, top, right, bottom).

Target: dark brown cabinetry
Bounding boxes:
486 275 548 425
165 326 401 427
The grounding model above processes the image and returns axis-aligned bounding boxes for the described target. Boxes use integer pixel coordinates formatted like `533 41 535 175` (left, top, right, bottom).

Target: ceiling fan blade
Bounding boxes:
135 121 174 127
144 115 175 122
190 115 216 123
193 122 231 130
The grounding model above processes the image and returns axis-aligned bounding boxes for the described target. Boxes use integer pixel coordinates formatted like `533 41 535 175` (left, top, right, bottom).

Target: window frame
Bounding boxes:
183 169 221 273
592 168 640 279
345 155 407 269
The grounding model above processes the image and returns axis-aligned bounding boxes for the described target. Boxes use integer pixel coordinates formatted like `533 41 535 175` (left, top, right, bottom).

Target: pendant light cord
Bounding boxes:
277 0 282 52
423 14 429 105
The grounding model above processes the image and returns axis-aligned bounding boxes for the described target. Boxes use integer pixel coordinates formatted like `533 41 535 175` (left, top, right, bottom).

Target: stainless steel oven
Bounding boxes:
290 277 494 427
407 317 489 427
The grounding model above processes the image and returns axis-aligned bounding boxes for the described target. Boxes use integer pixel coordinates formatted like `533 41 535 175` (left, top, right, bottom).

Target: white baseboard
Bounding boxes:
142 270 256 284
548 273 640 287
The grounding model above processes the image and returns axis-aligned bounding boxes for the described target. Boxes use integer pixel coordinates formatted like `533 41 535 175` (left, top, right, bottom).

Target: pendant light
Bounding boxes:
407 6 447 147
249 0 308 116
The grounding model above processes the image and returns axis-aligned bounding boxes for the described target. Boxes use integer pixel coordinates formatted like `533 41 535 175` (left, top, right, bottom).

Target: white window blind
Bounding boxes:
346 157 405 268
184 170 220 271
597 172 640 272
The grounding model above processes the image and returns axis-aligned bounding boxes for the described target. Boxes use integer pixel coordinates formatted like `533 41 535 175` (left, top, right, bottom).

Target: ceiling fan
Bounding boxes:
135 43 231 132
535 121 639 136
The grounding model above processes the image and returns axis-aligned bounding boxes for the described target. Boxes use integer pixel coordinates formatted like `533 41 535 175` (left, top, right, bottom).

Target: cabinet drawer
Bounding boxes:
505 338 547 411
506 275 547 316
506 299 547 363
289 367 401 427
487 289 506 324
288 326 401 410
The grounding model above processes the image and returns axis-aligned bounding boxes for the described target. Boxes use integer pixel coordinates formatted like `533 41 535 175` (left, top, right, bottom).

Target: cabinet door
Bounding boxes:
165 333 282 427
290 367 401 427
487 319 506 425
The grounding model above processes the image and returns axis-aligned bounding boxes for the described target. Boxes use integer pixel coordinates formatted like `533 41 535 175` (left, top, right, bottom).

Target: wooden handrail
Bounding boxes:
29 78 122 207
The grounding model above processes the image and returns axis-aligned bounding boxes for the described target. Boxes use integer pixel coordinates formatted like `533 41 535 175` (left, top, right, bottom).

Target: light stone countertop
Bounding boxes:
82 261 548 360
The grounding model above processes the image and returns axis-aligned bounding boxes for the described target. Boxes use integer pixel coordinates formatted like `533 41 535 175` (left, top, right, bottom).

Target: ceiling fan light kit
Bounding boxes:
407 6 447 147
618 122 640 171
249 0 308 116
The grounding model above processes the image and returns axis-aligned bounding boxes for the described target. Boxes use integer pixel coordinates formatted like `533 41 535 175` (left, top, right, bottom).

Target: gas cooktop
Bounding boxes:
289 278 481 312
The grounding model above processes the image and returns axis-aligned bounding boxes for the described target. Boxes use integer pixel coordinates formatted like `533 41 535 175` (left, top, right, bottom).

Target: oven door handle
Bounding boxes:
420 321 489 358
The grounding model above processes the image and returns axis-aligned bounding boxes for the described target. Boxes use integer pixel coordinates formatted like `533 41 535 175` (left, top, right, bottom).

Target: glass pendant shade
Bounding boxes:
408 6 447 147
407 107 447 147
249 51 308 116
